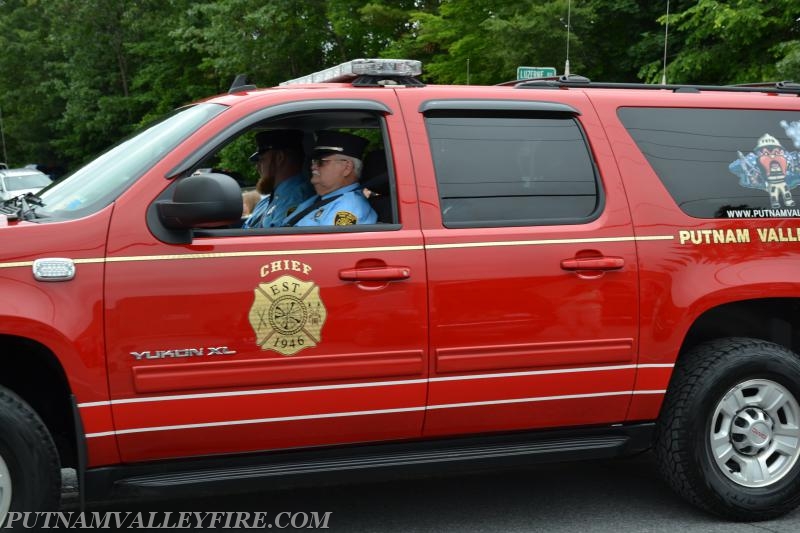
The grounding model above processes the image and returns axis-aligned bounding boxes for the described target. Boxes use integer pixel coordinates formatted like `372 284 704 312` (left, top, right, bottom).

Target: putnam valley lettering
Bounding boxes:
678 227 800 245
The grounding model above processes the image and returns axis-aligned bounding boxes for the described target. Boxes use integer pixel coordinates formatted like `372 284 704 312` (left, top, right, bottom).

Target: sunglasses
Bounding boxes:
311 158 347 167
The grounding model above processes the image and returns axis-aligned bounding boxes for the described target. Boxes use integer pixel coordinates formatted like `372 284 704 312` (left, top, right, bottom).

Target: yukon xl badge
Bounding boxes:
249 274 327 356
130 346 237 360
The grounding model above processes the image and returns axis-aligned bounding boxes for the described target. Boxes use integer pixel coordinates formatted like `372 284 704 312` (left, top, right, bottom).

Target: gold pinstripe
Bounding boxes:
0 235 674 270
425 235 674 250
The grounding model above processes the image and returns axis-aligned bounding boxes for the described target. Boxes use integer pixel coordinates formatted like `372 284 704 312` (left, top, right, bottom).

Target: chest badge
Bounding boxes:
248 275 327 356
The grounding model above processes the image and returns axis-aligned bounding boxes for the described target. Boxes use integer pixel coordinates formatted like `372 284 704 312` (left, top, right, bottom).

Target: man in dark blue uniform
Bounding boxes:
283 131 377 227
242 129 314 228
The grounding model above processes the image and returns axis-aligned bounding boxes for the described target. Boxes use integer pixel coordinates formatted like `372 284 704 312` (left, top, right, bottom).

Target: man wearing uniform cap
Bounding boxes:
242 129 314 228
282 131 377 227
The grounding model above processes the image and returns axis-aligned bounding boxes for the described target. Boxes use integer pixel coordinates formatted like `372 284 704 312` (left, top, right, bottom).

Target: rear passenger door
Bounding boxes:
396 92 640 437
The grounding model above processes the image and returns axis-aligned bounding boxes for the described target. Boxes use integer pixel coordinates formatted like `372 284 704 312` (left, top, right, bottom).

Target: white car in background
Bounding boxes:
0 166 53 201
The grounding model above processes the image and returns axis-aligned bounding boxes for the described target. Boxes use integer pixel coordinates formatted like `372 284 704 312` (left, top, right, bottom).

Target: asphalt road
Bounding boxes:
60 452 800 532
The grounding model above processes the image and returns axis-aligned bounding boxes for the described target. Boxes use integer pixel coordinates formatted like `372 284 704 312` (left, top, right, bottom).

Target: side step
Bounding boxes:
125 436 626 488
86 424 653 500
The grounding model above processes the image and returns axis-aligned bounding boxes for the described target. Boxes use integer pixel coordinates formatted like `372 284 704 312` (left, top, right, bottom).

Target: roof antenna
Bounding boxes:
564 0 571 77
661 0 670 85
228 74 256 94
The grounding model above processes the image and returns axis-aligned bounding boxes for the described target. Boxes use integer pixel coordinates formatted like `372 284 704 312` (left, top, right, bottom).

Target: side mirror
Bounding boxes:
157 172 243 229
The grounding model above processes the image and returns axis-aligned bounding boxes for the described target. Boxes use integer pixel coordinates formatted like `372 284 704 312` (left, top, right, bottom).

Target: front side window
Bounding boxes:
425 113 600 228
36 103 226 220
189 109 396 235
618 107 800 218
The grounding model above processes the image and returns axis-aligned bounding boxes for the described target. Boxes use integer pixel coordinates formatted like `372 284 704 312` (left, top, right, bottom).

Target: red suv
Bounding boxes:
2 59 800 522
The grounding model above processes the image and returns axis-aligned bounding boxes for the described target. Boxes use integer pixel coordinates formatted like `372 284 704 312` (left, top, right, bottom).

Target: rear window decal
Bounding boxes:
728 121 800 209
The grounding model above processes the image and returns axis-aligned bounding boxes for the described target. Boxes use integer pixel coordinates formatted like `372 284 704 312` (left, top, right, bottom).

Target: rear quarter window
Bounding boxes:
618 107 800 218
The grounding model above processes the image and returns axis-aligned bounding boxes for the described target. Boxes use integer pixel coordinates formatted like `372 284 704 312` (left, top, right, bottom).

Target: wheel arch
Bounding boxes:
0 334 78 469
679 297 800 359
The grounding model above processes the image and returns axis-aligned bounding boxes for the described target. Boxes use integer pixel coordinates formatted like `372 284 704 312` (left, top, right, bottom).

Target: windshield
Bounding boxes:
3 173 52 191
37 103 226 219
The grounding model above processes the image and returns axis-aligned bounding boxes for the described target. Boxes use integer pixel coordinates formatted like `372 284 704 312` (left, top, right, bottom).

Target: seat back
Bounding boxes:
360 150 393 223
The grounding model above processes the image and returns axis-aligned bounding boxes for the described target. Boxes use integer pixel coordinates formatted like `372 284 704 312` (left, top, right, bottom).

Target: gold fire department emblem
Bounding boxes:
248 275 327 356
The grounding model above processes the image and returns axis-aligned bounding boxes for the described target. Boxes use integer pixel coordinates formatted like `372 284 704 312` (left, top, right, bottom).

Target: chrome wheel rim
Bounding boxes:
711 378 800 488
0 453 11 526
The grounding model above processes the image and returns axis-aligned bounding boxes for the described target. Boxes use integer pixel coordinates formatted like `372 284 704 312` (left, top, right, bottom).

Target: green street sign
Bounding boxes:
517 66 557 80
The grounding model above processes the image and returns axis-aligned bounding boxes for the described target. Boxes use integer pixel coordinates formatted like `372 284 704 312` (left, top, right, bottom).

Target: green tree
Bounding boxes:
0 0 65 167
326 0 439 61
639 0 800 84
46 0 210 163
170 0 332 87
383 1 603 84
2 0 800 172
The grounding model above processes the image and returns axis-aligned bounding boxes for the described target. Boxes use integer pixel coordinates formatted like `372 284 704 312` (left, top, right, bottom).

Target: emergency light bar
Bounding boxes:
280 59 422 86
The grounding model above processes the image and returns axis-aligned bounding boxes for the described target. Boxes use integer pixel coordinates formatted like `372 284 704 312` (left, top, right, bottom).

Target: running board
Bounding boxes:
88 424 653 500
124 436 625 488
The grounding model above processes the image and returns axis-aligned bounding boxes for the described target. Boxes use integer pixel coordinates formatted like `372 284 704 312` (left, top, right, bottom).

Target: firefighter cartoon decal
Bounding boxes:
729 121 800 208
249 273 327 356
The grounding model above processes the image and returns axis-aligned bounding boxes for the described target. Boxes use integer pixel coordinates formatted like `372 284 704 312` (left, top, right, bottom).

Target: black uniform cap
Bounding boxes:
312 131 368 160
249 129 304 162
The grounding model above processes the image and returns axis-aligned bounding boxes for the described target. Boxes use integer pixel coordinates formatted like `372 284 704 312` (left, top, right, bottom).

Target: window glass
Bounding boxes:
618 107 800 218
38 103 226 220
190 110 396 236
3 172 52 191
425 113 599 227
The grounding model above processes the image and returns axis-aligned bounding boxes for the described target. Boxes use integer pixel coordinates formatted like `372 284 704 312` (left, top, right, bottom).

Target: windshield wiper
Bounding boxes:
0 193 45 221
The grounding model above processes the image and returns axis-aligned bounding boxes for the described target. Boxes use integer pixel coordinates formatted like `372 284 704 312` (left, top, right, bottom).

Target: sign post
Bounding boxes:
516 66 557 80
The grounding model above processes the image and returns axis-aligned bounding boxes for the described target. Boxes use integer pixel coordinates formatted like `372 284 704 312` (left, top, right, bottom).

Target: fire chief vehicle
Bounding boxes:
2 59 800 522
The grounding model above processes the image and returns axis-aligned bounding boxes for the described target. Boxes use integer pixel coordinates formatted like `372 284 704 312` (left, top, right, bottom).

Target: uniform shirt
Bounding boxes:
242 173 314 228
286 183 377 227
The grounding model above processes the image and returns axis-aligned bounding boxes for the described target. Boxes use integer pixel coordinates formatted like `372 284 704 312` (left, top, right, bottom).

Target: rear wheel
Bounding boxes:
0 454 10 523
656 338 800 521
0 386 61 527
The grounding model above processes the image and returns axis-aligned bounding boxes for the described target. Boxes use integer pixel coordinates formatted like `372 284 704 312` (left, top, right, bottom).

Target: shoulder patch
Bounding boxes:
334 211 358 225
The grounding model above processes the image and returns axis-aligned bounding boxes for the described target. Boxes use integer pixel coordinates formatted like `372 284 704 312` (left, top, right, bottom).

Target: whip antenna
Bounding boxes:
564 0 571 77
661 0 670 85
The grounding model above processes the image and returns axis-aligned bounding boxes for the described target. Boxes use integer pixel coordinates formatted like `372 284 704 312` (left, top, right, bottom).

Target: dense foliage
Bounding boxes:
0 0 798 172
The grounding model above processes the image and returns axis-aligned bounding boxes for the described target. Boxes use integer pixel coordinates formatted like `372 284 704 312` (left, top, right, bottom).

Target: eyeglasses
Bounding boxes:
311 158 347 167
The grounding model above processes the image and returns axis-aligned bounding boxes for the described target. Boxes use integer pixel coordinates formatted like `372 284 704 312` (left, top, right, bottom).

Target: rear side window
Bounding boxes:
619 107 800 218
425 113 600 228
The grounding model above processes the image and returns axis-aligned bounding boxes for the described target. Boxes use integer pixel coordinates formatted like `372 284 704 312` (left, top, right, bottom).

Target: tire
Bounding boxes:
655 337 800 521
0 386 61 528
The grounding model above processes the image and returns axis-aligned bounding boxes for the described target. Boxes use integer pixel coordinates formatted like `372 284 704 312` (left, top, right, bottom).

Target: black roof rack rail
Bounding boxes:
515 76 800 95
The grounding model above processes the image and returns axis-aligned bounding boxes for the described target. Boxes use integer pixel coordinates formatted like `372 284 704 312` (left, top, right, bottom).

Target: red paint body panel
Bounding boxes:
590 91 800 369
0 212 112 405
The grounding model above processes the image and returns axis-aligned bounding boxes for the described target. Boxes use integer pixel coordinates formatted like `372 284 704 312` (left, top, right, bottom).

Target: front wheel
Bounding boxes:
656 337 800 521
0 386 61 527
